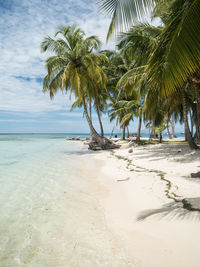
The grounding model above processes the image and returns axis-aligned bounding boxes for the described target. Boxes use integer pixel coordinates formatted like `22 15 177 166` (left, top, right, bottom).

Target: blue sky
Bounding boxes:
0 0 183 134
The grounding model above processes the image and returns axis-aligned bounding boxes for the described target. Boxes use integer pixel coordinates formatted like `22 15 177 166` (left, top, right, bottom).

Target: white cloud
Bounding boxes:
0 75 73 112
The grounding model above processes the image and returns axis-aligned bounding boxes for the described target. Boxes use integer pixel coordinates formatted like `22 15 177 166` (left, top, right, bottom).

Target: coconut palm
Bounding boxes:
109 98 138 140
70 94 105 137
102 48 142 139
115 24 161 141
117 23 162 67
41 24 117 150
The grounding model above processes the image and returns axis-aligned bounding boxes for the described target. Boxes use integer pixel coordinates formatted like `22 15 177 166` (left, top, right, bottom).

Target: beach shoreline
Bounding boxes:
82 141 200 267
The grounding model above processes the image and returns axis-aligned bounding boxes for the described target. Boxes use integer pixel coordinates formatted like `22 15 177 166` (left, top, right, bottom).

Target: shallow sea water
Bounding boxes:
0 134 134 267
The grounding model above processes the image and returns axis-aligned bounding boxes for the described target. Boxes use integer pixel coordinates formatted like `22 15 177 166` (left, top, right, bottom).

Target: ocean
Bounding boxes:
0 134 132 266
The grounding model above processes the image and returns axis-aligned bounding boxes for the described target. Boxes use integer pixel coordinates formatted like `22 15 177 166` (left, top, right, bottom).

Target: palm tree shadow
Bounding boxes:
133 144 200 164
137 198 200 221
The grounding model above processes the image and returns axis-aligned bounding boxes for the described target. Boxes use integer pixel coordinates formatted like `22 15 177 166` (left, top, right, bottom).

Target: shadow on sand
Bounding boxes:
137 197 200 221
133 143 200 165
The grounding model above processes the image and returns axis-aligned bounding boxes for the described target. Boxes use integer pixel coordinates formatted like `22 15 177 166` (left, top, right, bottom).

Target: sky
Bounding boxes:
0 0 183 134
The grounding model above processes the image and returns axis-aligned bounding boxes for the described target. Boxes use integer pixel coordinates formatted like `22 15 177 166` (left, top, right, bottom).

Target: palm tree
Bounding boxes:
109 99 132 140
102 48 141 139
116 24 161 141
117 23 162 67
99 0 200 149
41 24 117 150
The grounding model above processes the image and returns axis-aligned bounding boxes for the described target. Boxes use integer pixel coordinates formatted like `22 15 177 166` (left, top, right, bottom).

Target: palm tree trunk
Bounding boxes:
110 126 115 138
82 94 99 138
194 83 200 140
150 119 156 138
189 109 194 137
122 125 126 140
159 132 162 143
171 113 176 138
95 102 104 137
81 68 104 137
167 124 171 139
127 127 129 138
181 87 198 149
81 92 117 150
166 113 172 139
89 98 92 122
136 114 142 142
166 114 171 139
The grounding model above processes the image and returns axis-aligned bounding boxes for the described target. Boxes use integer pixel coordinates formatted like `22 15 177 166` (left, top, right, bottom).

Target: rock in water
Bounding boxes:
128 148 133 153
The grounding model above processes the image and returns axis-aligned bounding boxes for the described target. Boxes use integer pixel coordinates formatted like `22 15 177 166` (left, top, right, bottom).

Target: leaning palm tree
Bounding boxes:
41 24 117 150
71 89 106 137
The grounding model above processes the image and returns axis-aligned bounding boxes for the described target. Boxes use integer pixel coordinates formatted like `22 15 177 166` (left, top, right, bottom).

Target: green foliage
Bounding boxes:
41 24 107 104
147 0 200 95
98 0 154 40
40 1 200 148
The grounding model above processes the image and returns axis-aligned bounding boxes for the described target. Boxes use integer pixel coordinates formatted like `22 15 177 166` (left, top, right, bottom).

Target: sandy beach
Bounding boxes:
2 0 200 265
82 140 200 267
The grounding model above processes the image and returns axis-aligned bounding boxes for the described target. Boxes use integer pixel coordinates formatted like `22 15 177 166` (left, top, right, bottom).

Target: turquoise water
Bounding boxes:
0 134 132 267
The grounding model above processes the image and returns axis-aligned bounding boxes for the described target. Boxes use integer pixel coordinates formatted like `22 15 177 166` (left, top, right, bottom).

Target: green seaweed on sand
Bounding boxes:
112 151 200 216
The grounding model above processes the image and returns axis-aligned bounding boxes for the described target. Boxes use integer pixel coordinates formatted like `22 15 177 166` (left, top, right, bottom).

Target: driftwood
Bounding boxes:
88 136 119 150
117 177 130 182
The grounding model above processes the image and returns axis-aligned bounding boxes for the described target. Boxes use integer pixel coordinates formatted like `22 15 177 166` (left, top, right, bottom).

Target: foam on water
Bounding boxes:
0 134 134 267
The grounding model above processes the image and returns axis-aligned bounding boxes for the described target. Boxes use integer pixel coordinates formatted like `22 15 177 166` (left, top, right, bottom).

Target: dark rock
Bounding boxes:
191 172 200 178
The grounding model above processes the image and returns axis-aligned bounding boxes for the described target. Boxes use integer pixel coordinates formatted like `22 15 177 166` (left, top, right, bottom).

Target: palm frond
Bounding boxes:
120 112 133 125
41 37 69 55
98 0 155 40
70 98 83 111
147 0 200 95
117 66 146 95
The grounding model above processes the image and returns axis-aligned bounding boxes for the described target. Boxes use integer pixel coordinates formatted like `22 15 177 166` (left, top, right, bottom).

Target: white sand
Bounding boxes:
85 142 200 267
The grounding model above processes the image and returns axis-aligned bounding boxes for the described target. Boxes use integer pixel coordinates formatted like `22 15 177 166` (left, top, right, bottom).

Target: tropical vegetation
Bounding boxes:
98 0 200 149
41 0 200 150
